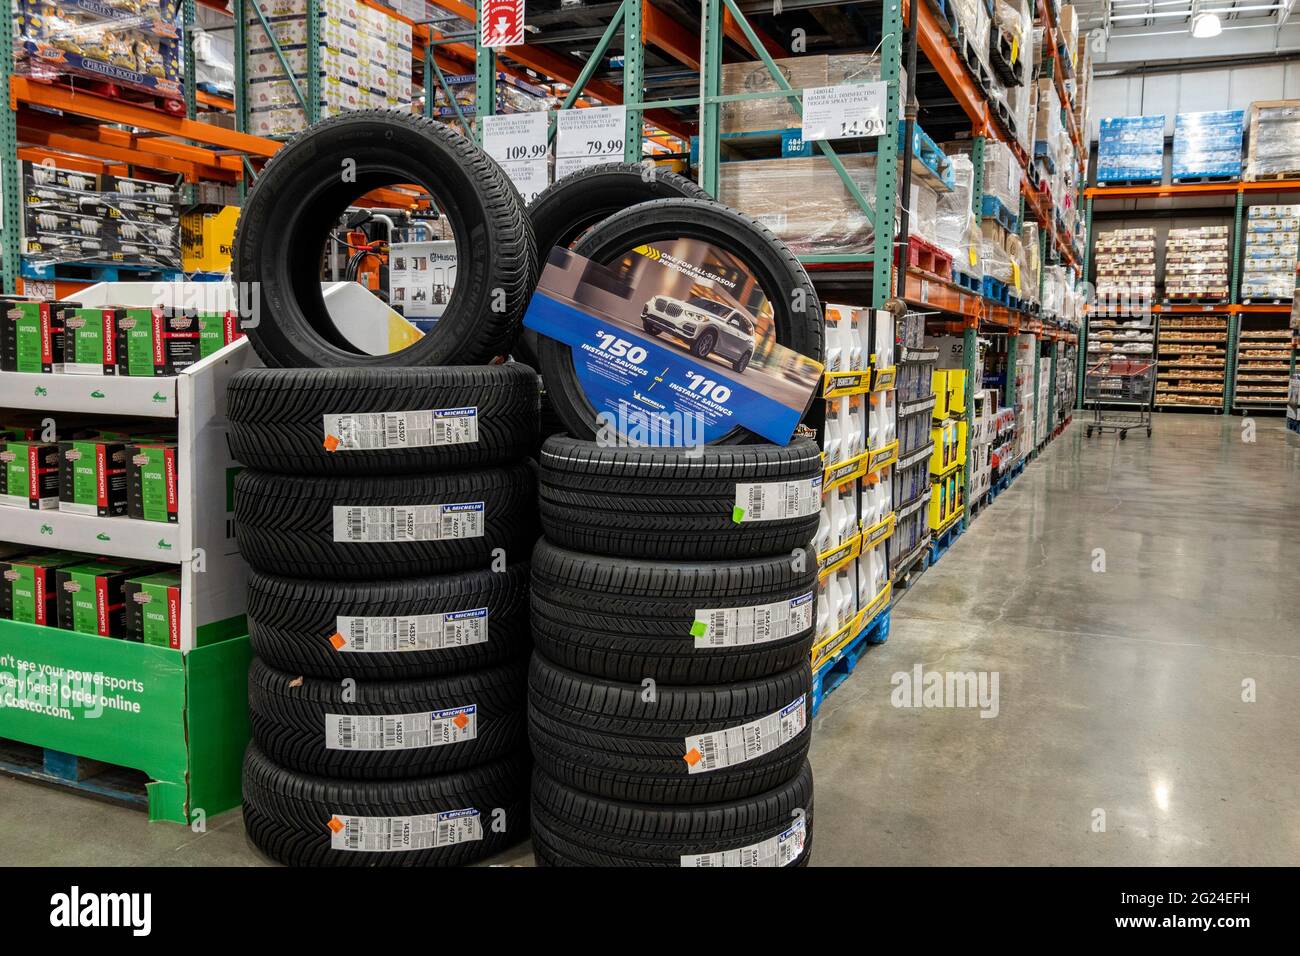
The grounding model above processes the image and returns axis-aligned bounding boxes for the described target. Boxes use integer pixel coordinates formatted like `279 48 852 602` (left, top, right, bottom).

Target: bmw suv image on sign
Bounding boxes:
641 295 757 372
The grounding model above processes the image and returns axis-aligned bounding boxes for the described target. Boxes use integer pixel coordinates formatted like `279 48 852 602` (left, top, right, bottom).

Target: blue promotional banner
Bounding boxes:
524 244 823 446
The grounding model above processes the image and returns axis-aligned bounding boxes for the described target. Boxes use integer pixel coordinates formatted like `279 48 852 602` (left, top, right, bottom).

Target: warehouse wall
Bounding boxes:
1090 62 1300 140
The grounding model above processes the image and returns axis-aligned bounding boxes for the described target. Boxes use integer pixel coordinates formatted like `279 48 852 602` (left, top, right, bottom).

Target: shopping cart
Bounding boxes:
1083 355 1154 440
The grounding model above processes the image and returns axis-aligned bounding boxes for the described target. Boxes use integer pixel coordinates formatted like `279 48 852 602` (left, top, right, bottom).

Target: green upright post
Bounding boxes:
307 0 321 125
475 0 496 142
970 136 985 216
1225 191 1246 413
233 0 250 197
0 10 20 292
871 0 903 309
184 0 197 121
1032 336 1041 455
962 323 977 527
698 0 723 196
1047 341 1058 435
1077 194 1094 408
623 0 643 163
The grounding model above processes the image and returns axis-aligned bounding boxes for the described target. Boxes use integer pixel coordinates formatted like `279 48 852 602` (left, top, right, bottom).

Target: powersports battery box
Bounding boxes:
116 308 202 376
58 439 130 516
126 441 179 523
124 570 182 647
0 441 61 509
56 559 158 638
64 307 125 375
1 550 91 625
1 299 76 373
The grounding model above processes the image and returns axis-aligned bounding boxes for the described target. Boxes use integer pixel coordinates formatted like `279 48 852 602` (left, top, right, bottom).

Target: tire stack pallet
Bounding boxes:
228 366 542 866
529 437 822 867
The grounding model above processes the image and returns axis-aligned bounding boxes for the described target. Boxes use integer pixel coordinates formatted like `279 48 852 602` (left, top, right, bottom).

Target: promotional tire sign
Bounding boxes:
524 243 824 446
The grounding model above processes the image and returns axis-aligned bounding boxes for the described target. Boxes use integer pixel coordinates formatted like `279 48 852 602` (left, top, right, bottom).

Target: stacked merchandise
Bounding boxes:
815 307 896 677
928 365 967 535
1164 225 1230 301
14 0 184 100
993 0 1034 154
890 312 937 579
1 298 241 376
1093 227 1157 306
1240 205 1300 302
934 154 984 283
968 387 997 503
981 139 1024 230
230 366 541 866
244 0 414 138
531 436 820 866
1020 222 1042 310
1172 111 1244 182
715 54 910 259
1088 314 1154 378
1013 333 1036 460
1072 35 1093 145
1096 115 1164 185
433 72 555 119
1244 101 1300 181
1155 314 1227 408
1233 323 1294 409
1035 351 1050 447
22 163 182 271
988 405 1018 479
1034 77 1063 176
0 545 182 645
1054 344 1075 429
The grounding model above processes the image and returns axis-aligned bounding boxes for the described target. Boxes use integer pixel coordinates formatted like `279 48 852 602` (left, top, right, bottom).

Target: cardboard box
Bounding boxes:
0 441 61 509
58 440 130 517
64 307 124 375
127 441 179 523
56 560 158 638
116 308 203 377
181 205 239 272
1 299 76 373
0 550 91 625
124 571 182 647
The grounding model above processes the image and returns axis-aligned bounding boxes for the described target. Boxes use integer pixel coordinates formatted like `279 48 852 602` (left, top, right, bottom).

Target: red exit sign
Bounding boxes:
481 0 524 48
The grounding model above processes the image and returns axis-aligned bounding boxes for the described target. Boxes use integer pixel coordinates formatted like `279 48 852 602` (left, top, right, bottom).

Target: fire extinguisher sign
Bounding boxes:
481 0 524 48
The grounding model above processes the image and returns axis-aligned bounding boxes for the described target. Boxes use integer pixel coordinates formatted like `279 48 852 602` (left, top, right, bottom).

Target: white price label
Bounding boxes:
499 159 550 204
322 407 478 451
331 502 485 542
801 82 888 142
482 111 548 164
693 592 814 647
683 695 807 774
334 607 489 653
733 476 822 522
329 808 483 852
681 817 806 867
325 705 478 751
556 105 626 161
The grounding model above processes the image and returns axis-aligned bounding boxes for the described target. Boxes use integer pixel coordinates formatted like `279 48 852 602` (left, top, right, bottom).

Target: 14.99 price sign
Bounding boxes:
481 0 524 48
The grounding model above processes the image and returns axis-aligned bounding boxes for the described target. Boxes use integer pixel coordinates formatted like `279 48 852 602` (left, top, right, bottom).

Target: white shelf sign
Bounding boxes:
556 105 626 179
801 82 887 142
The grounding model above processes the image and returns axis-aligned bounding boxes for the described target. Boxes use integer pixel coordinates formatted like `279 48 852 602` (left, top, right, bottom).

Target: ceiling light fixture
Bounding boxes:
1190 1 1223 38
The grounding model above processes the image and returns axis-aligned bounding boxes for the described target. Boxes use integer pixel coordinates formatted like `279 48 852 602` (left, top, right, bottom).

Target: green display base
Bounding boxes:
0 620 250 824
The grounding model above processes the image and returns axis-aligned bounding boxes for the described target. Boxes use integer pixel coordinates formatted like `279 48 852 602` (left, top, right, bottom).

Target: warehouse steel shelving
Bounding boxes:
1081 179 1300 413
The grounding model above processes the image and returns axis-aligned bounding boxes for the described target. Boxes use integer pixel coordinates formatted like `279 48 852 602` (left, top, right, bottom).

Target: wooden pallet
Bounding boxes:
0 739 149 810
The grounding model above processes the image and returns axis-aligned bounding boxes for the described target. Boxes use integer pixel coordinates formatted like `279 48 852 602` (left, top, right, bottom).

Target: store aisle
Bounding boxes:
810 414 1300 865
1 415 1296 866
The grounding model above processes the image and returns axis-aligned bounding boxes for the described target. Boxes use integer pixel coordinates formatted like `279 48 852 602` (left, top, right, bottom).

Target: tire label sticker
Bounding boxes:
328 808 483 852
332 503 485 542
680 817 807 868
322 407 478 451
333 608 489 653
732 476 822 522
692 591 814 647
683 695 806 774
324 705 478 751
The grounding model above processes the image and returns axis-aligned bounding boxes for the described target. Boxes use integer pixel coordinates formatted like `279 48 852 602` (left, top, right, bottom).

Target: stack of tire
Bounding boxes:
518 188 827 866
226 112 543 866
528 437 823 866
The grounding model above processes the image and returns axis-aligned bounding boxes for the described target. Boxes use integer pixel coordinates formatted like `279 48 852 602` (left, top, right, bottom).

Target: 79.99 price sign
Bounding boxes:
555 105 627 179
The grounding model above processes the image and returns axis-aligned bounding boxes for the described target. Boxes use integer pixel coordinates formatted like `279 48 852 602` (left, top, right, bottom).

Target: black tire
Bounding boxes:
248 656 526 779
538 434 822 559
234 463 537 580
531 539 815 683
733 349 753 373
248 563 529 680
528 651 811 804
233 110 535 368
537 198 823 444
243 743 529 866
226 365 539 476
530 762 813 867
517 162 708 369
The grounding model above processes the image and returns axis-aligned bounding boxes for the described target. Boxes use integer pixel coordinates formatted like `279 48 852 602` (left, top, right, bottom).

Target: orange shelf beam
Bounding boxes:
11 76 280 158
643 2 701 71
196 89 235 112
911 1 988 133
17 113 239 181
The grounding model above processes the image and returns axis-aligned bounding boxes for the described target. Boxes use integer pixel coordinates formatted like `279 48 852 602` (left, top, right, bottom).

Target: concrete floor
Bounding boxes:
3 413 1298 866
